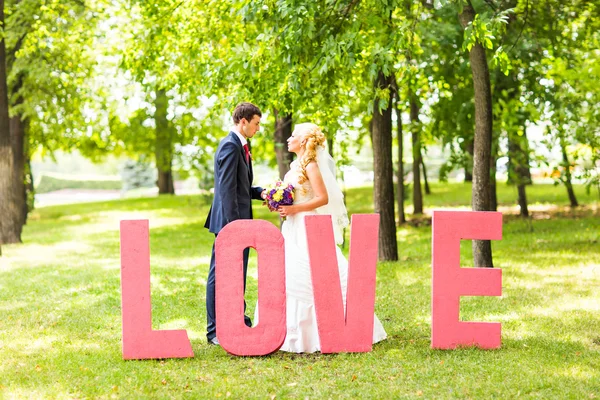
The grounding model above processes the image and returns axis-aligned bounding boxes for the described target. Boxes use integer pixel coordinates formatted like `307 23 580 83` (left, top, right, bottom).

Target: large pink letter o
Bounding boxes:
215 220 286 356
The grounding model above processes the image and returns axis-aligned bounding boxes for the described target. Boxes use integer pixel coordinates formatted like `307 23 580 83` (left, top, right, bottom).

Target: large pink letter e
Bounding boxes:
431 211 502 350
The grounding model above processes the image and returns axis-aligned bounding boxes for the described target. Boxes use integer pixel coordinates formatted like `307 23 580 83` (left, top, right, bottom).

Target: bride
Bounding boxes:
267 122 387 353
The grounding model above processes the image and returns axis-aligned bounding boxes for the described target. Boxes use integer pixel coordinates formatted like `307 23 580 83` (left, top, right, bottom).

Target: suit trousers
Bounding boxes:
206 234 252 341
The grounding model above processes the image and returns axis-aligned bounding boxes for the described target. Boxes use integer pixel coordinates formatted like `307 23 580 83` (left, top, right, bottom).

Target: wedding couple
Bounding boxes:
204 102 387 353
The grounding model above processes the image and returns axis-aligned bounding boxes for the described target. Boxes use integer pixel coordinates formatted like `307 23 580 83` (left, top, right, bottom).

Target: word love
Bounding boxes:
119 211 502 359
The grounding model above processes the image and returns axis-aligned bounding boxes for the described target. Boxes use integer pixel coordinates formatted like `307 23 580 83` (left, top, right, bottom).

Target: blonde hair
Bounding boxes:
294 123 326 184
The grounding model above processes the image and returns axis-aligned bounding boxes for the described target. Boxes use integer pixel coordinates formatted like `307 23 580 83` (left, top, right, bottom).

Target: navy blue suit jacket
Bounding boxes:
204 132 263 234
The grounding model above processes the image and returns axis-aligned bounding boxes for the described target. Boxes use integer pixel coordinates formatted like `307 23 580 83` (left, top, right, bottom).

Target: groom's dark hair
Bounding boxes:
233 102 262 124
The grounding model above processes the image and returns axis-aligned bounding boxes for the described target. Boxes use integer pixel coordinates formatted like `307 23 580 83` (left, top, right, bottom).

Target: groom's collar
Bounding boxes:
231 128 247 147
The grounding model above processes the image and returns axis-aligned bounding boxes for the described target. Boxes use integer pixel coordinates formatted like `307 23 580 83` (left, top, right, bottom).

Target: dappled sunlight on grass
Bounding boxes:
555 365 598 381
391 271 424 286
0 241 95 270
528 263 598 278
3 335 60 355
150 256 212 270
158 318 195 330
4 389 55 399
559 298 600 312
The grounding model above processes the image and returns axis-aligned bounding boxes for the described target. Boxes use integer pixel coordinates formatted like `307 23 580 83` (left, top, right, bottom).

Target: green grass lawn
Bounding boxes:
0 183 598 398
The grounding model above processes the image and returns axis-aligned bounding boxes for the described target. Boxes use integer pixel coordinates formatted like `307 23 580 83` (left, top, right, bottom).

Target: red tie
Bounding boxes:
243 144 250 163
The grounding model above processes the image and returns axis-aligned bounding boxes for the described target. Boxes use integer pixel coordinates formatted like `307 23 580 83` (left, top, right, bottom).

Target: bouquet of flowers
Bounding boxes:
264 181 294 212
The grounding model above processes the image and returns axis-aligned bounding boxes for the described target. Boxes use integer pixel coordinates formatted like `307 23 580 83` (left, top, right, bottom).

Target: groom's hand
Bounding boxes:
261 189 267 200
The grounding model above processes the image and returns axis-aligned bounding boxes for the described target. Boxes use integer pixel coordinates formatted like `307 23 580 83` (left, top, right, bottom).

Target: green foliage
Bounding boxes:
462 14 495 51
528 1 600 197
4 0 598 208
6 0 109 157
491 45 512 75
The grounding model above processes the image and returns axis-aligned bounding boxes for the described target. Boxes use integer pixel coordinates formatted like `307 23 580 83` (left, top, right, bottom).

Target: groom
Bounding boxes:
204 102 266 345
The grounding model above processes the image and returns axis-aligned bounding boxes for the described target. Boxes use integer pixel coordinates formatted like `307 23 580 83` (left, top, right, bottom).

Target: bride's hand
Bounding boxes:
278 205 296 218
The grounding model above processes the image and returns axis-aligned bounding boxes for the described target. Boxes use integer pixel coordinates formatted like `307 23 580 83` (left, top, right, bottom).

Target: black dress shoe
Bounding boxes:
208 337 220 346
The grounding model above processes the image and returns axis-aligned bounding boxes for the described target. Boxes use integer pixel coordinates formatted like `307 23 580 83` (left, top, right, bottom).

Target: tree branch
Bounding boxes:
508 0 529 53
7 31 28 69
482 0 498 12
69 0 88 9
157 0 186 21
308 0 361 73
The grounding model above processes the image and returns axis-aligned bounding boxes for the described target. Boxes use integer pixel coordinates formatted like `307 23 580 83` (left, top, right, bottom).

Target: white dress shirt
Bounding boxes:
231 128 248 147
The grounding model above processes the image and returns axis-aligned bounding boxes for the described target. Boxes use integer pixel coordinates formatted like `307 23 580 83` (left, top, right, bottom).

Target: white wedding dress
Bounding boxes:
259 159 387 353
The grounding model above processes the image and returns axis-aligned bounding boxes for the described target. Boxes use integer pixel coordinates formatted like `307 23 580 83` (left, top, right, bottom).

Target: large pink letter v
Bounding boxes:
305 214 380 353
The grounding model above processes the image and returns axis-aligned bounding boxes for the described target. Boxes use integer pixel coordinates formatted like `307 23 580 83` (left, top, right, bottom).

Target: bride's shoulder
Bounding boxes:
304 160 319 173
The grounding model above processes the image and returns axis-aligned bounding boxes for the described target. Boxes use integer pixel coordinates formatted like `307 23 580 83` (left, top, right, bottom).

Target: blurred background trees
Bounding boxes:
0 0 598 263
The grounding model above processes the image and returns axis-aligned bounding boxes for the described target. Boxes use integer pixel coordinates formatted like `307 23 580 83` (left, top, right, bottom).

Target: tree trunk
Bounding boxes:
372 70 398 261
25 153 34 223
0 0 21 248
490 137 498 211
464 139 474 182
420 156 431 195
410 94 423 214
459 1 494 268
518 123 533 185
464 169 473 182
560 139 579 207
508 126 531 217
11 74 26 227
327 135 334 158
11 112 26 228
154 88 175 195
274 110 294 180
395 90 406 224
498 66 531 216
517 184 529 217
523 146 532 184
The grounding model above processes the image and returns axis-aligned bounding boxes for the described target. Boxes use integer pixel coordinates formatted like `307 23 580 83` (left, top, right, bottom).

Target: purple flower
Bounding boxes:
264 180 295 211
